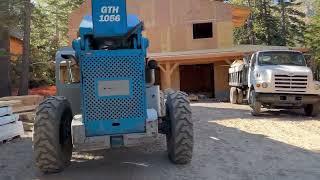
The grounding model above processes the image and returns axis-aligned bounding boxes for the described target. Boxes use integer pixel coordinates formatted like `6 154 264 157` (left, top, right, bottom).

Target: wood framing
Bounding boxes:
67 1 307 99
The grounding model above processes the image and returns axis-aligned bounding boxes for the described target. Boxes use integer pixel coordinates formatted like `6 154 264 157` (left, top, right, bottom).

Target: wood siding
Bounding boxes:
68 0 235 52
10 37 23 56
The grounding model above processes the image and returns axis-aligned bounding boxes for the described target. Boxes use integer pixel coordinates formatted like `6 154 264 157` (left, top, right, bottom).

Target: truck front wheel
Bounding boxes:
230 87 238 104
249 90 261 116
304 104 319 117
237 89 244 104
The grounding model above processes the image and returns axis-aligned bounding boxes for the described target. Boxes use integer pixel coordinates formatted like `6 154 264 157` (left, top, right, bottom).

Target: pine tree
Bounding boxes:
305 0 320 63
0 0 24 97
30 0 85 86
232 0 280 45
229 0 306 46
273 0 306 46
18 0 32 95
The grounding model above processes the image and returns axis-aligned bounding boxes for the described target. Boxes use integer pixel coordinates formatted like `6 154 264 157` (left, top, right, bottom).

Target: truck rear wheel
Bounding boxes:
33 96 73 173
249 90 261 116
230 87 238 104
237 89 244 104
165 90 193 164
304 104 319 117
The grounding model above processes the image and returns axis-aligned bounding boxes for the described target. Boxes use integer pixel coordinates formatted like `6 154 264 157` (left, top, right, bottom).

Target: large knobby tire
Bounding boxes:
249 89 261 116
159 91 166 118
237 89 244 104
166 90 193 164
304 104 319 117
33 96 73 173
230 87 238 104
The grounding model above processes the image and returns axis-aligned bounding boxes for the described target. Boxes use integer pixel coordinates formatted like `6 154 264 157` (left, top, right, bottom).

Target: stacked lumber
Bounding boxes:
0 102 24 142
0 95 44 132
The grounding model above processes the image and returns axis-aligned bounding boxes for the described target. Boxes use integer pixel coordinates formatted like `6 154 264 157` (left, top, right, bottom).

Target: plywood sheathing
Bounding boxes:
68 0 242 51
216 22 234 48
0 95 43 132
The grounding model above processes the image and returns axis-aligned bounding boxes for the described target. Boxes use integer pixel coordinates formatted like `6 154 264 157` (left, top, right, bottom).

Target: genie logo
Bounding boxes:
99 6 121 22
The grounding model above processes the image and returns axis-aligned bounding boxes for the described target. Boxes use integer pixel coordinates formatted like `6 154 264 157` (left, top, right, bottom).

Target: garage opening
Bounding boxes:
179 64 215 98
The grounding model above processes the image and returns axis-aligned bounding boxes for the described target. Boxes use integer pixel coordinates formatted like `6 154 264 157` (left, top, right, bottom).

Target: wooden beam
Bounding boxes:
12 105 37 114
0 121 24 142
158 64 166 72
169 63 179 74
152 52 245 62
0 107 12 117
157 56 242 66
160 63 173 90
0 114 19 126
225 60 233 65
0 95 43 106
0 100 22 108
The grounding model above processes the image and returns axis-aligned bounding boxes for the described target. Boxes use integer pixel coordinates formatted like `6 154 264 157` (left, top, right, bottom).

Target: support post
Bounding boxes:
158 63 179 90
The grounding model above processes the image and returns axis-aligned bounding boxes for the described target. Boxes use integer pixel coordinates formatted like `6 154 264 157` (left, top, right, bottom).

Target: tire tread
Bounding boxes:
166 90 193 164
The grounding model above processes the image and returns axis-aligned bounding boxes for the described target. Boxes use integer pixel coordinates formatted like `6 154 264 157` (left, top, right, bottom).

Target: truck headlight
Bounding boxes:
315 84 320 90
262 82 268 88
256 73 261 78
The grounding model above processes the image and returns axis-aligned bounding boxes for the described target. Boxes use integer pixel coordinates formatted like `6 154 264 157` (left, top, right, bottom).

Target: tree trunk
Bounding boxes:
280 0 287 46
247 0 256 44
0 28 11 97
263 0 271 45
18 0 32 96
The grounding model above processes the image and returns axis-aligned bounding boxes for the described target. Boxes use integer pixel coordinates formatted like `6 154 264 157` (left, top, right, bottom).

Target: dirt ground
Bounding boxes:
1 102 320 180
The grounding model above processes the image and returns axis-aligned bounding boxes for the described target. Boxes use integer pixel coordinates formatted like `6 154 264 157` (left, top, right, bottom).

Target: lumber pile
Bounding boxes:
0 104 24 142
0 95 44 132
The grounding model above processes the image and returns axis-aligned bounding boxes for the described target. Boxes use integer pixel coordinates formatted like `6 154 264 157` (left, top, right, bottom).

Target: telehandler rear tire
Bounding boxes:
165 90 193 164
33 96 73 173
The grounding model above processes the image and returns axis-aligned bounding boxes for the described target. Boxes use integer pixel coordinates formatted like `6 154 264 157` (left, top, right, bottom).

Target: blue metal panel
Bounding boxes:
79 15 93 36
81 49 147 136
92 0 128 37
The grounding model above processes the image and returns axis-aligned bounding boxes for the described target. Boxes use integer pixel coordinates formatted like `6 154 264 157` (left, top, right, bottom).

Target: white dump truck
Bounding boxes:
229 50 320 116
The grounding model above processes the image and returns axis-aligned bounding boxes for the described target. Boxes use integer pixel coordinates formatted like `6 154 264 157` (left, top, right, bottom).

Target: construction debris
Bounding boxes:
0 95 43 107
0 95 43 132
188 94 211 102
0 106 24 143
189 94 199 101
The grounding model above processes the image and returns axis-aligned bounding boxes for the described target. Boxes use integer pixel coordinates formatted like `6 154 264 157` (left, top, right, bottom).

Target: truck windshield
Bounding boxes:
258 51 306 66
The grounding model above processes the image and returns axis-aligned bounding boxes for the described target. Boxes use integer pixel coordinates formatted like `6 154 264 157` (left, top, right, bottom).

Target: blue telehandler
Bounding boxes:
33 0 193 173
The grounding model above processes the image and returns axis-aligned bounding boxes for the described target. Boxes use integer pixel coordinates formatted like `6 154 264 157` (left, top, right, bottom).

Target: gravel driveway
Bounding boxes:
1 102 320 180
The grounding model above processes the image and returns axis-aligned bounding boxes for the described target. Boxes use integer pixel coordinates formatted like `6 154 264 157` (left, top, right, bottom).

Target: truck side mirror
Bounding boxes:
61 54 79 64
61 54 75 60
148 59 158 69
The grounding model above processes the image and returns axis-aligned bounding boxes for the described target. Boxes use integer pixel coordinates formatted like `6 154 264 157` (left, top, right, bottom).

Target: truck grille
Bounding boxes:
274 75 308 93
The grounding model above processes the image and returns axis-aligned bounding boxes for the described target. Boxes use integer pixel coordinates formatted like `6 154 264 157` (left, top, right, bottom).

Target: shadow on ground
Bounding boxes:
35 106 320 180
1 103 319 180
191 103 317 122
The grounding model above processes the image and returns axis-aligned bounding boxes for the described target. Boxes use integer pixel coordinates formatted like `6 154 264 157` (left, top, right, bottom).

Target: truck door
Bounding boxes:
56 50 81 115
248 53 257 89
